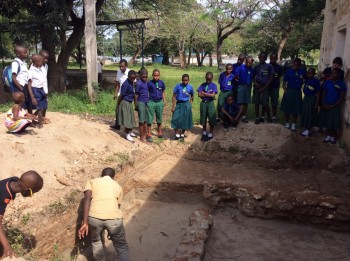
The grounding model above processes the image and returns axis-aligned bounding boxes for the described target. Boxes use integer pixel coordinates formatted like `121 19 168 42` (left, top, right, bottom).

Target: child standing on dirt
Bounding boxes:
111 59 130 130
197 72 218 141
5 92 38 133
171 74 194 141
235 56 254 123
319 68 347 144
0 171 43 258
300 68 320 137
281 58 306 131
217 64 235 116
135 68 149 143
11 46 29 105
220 95 243 131
147 69 166 142
27 54 48 129
38 49 50 124
117 70 137 143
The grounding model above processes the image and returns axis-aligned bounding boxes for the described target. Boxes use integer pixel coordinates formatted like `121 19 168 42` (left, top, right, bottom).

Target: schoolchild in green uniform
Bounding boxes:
171 74 194 141
146 69 166 142
281 58 306 131
197 72 218 141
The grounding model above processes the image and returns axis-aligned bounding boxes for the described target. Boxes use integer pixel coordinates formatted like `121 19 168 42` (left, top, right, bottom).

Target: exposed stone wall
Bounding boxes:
319 0 350 145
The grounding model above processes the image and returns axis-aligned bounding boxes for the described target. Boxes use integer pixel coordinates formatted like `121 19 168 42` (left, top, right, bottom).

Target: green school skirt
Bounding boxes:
300 95 317 129
137 101 147 123
118 100 136 129
237 84 251 104
280 88 302 115
171 101 193 130
147 100 164 124
217 90 233 112
319 105 341 130
200 100 216 126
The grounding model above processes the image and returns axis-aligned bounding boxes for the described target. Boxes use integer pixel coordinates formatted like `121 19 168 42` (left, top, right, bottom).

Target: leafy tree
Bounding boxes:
1 0 112 92
204 0 263 67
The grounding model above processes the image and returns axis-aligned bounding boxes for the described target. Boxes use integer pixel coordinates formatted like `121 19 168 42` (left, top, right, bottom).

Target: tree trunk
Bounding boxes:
129 45 142 66
40 0 105 93
209 52 213 67
277 27 292 62
187 43 192 66
179 40 186 69
162 49 169 65
217 39 223 68
194 49 202 66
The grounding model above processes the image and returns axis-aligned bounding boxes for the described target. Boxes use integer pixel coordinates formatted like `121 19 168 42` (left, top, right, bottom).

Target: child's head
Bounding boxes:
19 171 43 197
331 68 342 81
225 95 235 105
245 56 254 67
152 69 160 81
205 72 213 83
237 54 245 65
128 70 137 82
332 57 343 69
270 53 277 64
39 49 49 64
139 68 148 81
119 59 128 73
14 45 28 60
307 68 316 79
182 74 189 85
225 64 233 75
293 58 302 69
32 54 44 68
101 167 116 178
12 91 25 105
258 52 267 63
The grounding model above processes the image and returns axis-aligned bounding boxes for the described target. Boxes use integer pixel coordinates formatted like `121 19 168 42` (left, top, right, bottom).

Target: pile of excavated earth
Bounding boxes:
1 112 349 260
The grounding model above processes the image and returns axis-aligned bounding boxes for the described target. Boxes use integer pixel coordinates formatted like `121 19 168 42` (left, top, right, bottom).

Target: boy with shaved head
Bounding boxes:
11 46 29 105
0 171 43 257
27 54 48 128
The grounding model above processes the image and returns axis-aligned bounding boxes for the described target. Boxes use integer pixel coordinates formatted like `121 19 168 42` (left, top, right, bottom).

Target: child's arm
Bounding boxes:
0 215 16 257
113 81 120 100
234 105 244 122
27 80 38 106
330 91 345 109
162 91 166 106
12 105 36 121
221 107 233 121
12 74 23 92
171 93 176 113
78 190 92 239
260 74 274 93
190 94 194 104
134 94 138 111
315 91 320 110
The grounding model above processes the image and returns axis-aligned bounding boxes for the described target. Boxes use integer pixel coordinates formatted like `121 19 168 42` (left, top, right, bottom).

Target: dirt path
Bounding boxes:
1 112 349 259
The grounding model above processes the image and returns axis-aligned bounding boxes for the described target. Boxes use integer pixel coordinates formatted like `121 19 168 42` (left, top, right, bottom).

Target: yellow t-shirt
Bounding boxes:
85 176 123 219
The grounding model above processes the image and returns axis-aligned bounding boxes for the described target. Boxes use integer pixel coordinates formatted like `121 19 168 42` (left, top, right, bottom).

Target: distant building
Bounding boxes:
319 0 350 144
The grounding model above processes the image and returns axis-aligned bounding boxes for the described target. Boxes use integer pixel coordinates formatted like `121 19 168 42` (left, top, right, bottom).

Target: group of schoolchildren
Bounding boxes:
112 54 347 144
4 45 50 133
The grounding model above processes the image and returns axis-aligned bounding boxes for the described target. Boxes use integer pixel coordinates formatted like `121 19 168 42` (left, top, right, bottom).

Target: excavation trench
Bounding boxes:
73 150 350 260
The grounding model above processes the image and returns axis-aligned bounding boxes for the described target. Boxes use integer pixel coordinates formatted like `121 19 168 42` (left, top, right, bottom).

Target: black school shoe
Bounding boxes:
110 124 121 130
201 134 207 141
242 118 249 123
259 117 265 123
255 118 260 124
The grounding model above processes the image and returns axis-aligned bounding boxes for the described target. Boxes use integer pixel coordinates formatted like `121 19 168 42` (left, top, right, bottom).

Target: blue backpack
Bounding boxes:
2 60 20 93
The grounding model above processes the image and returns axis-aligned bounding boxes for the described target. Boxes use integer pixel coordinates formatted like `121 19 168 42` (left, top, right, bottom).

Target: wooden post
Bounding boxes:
84 0 98 102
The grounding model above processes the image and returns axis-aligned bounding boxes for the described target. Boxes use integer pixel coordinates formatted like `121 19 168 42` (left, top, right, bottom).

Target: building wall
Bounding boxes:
319 0 350 145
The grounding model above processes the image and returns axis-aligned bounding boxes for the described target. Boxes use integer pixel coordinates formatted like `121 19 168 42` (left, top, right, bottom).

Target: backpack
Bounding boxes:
2 60 20 93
